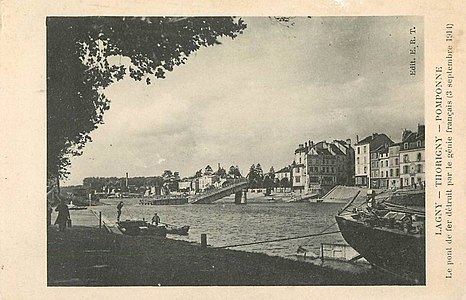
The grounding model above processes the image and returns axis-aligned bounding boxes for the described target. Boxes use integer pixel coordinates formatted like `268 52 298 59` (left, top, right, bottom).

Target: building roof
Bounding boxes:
275 166 291 173
329 144 345 155
292 163 305 168
355 133 393 148
400 124 425 151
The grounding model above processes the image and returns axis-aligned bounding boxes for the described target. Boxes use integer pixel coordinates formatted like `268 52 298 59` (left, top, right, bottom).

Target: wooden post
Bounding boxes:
99 212 102 229
201 234 207 247
321 243 324 263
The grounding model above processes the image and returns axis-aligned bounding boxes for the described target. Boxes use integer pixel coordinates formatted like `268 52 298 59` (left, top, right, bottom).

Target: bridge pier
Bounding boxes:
234 189 247 204
234 191 242 204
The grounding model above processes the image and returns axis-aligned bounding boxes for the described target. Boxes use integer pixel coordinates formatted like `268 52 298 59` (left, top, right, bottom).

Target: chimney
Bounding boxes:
125 172 129 187
310 141 314 148
305 142 308 148
218 163 221 170
356 135 359 143
346 138 351 146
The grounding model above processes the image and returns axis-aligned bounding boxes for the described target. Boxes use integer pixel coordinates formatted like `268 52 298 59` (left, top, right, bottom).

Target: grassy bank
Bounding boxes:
47 226 408 286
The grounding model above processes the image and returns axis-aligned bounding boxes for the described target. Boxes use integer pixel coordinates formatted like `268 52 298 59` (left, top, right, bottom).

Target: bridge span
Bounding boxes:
189 179 249 204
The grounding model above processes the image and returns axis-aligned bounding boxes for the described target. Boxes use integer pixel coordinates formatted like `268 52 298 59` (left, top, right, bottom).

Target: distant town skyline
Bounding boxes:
63 16 424 186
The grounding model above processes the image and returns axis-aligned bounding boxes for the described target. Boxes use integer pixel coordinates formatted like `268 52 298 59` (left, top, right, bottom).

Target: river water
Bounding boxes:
99 195 348 261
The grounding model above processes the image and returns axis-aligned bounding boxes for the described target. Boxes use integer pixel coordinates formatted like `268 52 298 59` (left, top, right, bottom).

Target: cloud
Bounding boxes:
64 17 424 185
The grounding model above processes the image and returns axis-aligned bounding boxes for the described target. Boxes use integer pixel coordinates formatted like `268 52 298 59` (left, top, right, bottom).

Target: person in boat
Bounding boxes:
366 190 377 210
403 213 413 233
117 201 124 222
54 200 70 232
151 212 160 226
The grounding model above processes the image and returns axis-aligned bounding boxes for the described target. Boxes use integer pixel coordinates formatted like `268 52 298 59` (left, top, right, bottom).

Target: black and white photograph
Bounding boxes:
3 0 466 296
45 16 427 286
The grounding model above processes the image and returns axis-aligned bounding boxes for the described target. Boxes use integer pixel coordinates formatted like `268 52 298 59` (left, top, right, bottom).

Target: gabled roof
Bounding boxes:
275 166 291 173
292 163 305 168
355 135 374 145
329 144 345 155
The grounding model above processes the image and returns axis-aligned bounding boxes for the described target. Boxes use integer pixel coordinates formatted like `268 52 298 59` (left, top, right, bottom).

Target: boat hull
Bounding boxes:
335 215 425 283
117 220 167 237
166 225 190 235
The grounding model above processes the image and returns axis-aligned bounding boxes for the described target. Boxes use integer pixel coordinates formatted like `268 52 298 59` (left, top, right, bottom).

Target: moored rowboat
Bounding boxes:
165 225 190 235
117 220 167 237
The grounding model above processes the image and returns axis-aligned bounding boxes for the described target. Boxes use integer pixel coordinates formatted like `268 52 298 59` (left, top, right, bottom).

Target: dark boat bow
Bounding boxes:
335 190 425 283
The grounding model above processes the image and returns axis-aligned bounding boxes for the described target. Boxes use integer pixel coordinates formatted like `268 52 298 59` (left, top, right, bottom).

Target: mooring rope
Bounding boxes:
215 230 341 249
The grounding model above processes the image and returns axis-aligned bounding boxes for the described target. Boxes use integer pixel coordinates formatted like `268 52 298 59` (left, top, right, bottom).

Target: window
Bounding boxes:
395 168 399 176
404 142 408 149
295 176 300 183
395 158 399 165
417 141 421 147
403 154 409 163
403 166 409 174
357 147 360 154
357 157 360 164
390 169 393 177
386 161 389 167
417 164 422 173
296 168 300 174
417 153 422 161
364 146 367 153
364 166 367 173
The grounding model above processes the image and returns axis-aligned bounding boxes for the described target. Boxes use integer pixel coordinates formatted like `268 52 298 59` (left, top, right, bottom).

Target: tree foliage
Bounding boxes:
47 17 247 180
228 165 242 178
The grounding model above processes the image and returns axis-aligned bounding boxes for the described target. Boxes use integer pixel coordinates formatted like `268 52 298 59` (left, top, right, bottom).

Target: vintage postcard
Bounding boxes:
0 0 465 299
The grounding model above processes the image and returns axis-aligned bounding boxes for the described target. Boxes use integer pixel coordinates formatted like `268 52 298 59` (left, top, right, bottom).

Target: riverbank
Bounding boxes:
47 216 408 286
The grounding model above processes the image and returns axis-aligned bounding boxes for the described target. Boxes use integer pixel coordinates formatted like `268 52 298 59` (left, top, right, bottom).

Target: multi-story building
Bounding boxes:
354 133 393 187
291 143 308 193
178 179 194 194
355 138 370 187
292 139 354 196
388 143 401 189
399 125 425 189
371 145 389 189
275 166 291 183
307 141 336 195
332 139 355 186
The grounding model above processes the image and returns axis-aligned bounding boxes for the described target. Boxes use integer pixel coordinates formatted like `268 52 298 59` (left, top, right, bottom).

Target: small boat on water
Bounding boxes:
68 201 88 210
164 225 190 235
335 189 425 283
116 220 167 237
287 193 318 203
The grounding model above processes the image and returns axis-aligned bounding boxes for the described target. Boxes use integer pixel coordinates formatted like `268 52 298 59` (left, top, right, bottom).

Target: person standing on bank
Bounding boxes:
117 201 124 222
55 200 70 232
152 212 160 226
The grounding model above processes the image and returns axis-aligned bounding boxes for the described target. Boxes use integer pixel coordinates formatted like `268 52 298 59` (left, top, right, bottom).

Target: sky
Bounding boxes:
63 16 424 186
